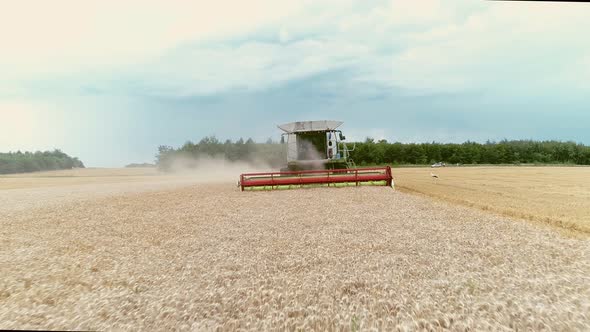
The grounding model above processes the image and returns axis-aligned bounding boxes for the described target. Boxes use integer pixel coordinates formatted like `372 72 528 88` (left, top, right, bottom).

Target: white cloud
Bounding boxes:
128 38 373 97
1 0 589 98
0 101 67 150
133 0 590 98
0 0 304 78
390 1 590 93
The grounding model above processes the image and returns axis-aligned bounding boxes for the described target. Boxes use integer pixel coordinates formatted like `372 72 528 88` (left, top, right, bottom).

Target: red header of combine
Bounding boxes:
239 166 393 191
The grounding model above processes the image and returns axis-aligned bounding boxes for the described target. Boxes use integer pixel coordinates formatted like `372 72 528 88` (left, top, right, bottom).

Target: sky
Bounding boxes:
1 0 589 167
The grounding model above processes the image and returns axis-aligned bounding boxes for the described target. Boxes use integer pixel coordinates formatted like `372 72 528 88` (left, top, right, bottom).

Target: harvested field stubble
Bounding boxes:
1 174 590 330
394 166 590 234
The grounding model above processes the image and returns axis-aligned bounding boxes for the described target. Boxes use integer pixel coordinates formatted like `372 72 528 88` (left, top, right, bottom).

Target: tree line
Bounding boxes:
156 136 590 170
352 139 590 166
0 150 85 174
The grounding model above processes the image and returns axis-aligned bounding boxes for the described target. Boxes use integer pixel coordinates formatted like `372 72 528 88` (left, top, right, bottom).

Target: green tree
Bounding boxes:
0 150 85 174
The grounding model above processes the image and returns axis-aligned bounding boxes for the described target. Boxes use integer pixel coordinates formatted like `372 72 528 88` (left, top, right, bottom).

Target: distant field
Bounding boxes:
393 166 590 234
1 167 159 178
0 168 160 190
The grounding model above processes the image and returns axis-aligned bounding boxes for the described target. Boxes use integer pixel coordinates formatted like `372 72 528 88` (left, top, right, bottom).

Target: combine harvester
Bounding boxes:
239 120 393 191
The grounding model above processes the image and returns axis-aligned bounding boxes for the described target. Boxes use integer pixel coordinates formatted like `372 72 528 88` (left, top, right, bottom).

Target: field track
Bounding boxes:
1 169 589 330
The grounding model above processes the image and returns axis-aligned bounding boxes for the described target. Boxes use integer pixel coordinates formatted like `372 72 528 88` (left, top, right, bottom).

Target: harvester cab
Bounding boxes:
239 120 394 191
279 120 355 171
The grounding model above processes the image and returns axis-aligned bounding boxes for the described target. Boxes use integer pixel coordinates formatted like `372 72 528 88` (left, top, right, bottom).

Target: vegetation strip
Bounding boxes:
156 137 590 171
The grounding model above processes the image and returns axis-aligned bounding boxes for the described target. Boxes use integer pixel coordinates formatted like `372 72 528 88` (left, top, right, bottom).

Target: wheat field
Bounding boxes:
394 166 590 235
1 168 589 330
0 168 160 190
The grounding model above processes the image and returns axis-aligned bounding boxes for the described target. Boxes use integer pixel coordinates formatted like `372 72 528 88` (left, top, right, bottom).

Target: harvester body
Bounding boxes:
239 120 393 191
279 120 354 171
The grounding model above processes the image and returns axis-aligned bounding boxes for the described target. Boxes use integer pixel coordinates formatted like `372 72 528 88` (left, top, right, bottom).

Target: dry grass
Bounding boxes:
0 168 200 215
1 169 589 330
394 166 590 234
0 167 160 190
0 167 159 178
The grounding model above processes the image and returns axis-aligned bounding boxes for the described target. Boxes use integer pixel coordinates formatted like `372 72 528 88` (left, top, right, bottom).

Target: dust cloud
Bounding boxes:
164 155 274 183
0 156 274 215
